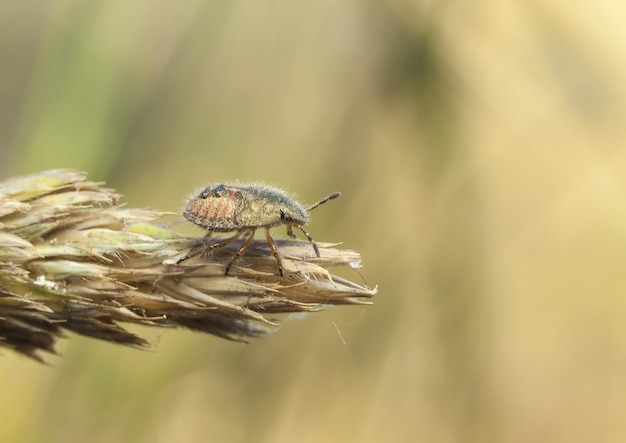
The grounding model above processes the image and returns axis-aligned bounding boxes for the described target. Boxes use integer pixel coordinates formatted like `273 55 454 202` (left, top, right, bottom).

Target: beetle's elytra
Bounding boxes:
177 183 341 276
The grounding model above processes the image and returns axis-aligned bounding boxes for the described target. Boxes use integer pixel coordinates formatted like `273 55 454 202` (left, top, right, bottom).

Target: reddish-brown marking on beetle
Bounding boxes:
177 183 341 276
184 187 239 231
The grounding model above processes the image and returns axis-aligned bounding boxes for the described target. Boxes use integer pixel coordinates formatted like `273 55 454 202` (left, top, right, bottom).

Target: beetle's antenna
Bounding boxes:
306 192 341 212
298 225 321 257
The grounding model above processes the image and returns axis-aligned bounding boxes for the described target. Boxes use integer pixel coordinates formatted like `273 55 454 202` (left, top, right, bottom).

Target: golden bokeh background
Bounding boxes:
2 1 626 442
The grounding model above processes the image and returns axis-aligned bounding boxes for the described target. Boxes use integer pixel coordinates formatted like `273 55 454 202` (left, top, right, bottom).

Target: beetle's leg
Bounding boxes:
286 224 296 239
224 230 256 275
265 227 284 276
297 225 320 257
177 231 242 264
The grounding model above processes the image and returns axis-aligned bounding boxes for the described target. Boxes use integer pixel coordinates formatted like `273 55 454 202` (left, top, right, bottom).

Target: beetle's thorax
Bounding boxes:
238 185 308 228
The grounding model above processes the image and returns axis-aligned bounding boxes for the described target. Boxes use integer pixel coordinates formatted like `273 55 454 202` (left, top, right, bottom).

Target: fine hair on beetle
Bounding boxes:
177 183 341 276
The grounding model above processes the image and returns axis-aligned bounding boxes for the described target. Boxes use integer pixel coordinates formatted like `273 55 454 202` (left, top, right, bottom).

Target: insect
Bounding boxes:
177 183 341 276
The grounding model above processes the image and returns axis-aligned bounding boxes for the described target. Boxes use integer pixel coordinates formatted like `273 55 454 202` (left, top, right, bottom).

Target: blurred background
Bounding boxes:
2 1 626 442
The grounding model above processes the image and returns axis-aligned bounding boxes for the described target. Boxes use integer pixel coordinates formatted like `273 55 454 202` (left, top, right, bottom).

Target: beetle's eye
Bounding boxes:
200 191 209 199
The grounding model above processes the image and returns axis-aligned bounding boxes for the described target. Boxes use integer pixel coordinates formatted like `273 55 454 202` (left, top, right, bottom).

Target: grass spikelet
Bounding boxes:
0 169 374 362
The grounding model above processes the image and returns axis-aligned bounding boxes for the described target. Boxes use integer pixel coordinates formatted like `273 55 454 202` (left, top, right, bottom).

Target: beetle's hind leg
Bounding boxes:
177 231 242 264
224 230 256 275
